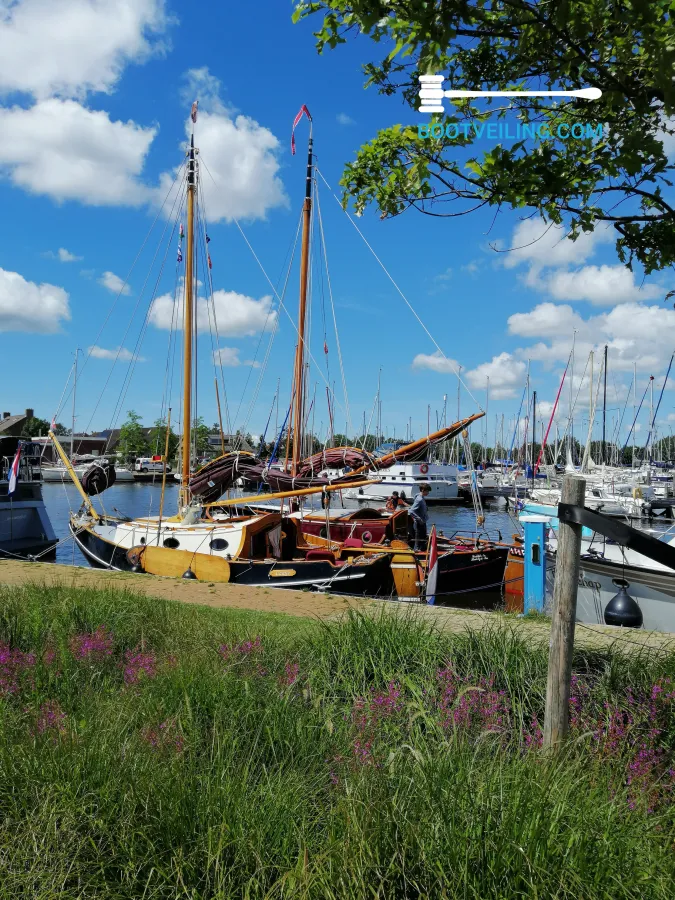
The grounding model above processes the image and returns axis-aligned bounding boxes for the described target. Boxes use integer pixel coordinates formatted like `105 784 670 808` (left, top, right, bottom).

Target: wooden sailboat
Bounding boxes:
51 104 393 596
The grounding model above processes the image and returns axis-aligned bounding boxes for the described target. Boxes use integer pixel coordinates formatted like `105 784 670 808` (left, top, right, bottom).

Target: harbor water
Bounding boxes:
42 482 519 571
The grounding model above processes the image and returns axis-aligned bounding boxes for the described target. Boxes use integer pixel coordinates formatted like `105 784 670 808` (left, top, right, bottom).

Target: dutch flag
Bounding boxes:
425 525 438 605
7 443 21 497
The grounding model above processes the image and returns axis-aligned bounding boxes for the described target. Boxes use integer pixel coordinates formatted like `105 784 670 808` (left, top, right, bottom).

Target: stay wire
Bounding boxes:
57 157 189 426
315 166 483 411
314 177 352 436
198 155 350 424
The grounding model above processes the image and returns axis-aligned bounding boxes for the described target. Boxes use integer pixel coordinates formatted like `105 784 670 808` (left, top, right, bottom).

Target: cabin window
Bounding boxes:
163 537 180 549
210 538 229 551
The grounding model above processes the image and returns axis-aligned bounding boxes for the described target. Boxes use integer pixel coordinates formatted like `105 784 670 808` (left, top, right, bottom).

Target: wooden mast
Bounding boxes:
180 131 197 506
290 128 313 475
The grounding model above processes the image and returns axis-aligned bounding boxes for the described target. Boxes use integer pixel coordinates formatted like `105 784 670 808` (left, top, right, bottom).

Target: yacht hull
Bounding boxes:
71 520 395 597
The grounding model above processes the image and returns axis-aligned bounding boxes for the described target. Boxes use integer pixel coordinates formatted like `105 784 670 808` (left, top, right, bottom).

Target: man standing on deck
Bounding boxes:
408 483 431 550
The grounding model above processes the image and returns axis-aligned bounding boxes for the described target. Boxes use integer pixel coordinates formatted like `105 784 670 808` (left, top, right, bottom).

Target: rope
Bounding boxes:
314 166 483 410
575 621 675 655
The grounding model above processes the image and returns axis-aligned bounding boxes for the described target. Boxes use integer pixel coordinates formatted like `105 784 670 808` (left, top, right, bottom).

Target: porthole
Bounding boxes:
320 526 327 538
139 537 146 545
163 537 180 549
209 538 229 551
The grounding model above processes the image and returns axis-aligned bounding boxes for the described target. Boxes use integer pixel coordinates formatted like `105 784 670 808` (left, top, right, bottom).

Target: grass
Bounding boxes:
0 581 672 898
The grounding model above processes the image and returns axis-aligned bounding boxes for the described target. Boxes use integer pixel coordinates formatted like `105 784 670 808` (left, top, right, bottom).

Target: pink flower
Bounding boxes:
69 626 114 662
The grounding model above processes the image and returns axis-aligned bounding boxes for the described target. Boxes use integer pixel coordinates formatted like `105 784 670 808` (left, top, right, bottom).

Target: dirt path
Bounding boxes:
1 560 674 653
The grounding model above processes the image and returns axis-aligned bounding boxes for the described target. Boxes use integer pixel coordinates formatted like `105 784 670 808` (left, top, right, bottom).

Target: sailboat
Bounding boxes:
50 104 392 596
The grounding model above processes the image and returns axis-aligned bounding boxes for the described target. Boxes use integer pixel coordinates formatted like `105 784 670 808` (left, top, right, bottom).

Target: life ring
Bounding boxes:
420 463 429 474
362 531 373 544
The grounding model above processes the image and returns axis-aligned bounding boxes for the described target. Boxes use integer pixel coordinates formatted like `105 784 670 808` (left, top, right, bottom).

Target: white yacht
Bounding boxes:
336 461 459 504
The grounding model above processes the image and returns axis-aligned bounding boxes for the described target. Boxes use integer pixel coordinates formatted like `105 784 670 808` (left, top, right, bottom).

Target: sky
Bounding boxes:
0 0 674 451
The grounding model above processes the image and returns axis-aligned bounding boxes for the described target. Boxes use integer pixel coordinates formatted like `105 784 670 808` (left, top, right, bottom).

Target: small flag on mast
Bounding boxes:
50 416 56 431
207 254 212 270
179 222 184 239
177 244 183 263
291 104 312 155
191 100 199 123
425 525 439 605
8 443 21 497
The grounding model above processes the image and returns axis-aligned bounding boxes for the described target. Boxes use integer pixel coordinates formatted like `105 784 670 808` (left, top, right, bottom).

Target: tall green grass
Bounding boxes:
0 581 672 898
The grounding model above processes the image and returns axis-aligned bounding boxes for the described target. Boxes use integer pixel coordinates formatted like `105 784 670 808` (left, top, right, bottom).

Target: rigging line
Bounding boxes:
198 155 351 424
56 158 189 424
314 166 483 410
314 177 352 436
556 351 592 451
106 199 184 444
194 164 232 436
236 242 298 447
89 181 187 449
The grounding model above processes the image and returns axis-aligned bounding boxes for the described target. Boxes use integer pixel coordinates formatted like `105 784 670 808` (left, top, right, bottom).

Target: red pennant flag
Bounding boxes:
207 254 212 270
291 104 312 155
323 340 328 355
191 100 199 123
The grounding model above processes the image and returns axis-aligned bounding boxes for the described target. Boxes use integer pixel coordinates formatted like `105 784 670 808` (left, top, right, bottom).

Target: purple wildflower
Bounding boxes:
280 662 300 687
32 700 67 739
141 719 185 754
69 626 113 662
0 642 36 696
122 647 157 686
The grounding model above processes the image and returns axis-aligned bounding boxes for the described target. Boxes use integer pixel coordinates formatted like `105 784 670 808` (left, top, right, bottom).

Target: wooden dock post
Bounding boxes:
543 475 586 749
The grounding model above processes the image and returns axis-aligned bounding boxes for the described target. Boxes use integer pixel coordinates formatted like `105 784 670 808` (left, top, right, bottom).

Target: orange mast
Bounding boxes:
180 129 197 507
289 118 313 475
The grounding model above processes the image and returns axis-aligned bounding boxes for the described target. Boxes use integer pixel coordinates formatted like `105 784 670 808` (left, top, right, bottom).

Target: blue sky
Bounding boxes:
1 0 673 450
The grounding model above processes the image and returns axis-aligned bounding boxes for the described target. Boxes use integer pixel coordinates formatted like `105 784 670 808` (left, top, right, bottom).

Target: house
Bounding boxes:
207 433 254 454
0 409 33 437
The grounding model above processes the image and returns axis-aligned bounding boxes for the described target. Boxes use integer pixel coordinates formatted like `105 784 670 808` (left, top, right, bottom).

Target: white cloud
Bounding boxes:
0 267 70 333
150 288 276 337
411 352 461 375
336 113 355 126
156 68 287 222
88 345 142 361
461 261 480 274
540 264 663 306
0 0 170 100
98 271 131 295
57 247 81 262
0 99 156 205
501 219 611 270
465 353 526 400
510 302 675 376
212 347 260 368
508 303 585 339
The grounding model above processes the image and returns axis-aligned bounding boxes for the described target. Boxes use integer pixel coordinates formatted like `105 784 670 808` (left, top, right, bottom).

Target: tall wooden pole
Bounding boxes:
543 475 586 748
290 133 313 475
602 344 608 464
180 133 196 506
215 378 225 456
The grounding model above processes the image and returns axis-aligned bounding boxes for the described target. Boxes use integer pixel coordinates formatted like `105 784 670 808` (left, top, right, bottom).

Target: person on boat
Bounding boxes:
408 483 431 550
385 490 407 512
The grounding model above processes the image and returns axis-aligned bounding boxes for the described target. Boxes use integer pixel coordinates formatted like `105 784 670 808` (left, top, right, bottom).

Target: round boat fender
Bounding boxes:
420 463 429 474
362 531 373 544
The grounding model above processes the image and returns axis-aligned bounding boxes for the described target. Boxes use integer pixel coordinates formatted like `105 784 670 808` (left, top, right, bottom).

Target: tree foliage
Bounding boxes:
117 411 149 460
23 417 51 438
148 418 179 462
294 0 675 272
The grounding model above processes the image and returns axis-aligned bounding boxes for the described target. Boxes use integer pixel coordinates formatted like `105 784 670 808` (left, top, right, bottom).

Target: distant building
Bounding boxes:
0 409 33 437
207 433 254 454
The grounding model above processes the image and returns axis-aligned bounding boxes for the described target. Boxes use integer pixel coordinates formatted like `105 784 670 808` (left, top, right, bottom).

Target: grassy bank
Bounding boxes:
0 582 673 898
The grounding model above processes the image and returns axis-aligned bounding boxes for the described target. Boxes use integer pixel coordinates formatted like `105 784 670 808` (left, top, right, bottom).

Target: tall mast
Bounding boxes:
180 130 197 504
70 349 79 460
290 126 313 475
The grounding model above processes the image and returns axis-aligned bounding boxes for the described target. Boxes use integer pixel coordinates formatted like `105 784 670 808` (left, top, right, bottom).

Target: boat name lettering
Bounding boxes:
471 553 488 562
270 569 297 578
579 576 601 591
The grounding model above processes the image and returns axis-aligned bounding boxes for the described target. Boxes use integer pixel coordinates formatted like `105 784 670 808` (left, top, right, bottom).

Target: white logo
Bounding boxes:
418 75 602 114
